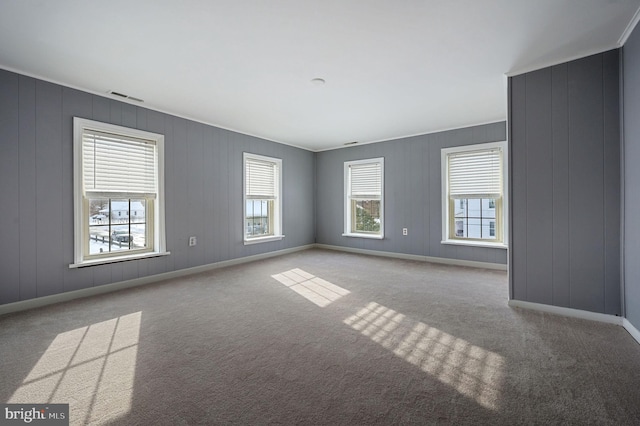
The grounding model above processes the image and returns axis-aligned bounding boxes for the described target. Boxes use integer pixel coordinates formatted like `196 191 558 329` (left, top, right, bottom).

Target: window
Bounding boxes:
441 141 507 246
72 118 167 267
243 153 283 244
343 158 384 239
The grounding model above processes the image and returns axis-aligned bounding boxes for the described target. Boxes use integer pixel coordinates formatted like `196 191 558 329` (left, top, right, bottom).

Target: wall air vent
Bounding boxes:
108 91 144 102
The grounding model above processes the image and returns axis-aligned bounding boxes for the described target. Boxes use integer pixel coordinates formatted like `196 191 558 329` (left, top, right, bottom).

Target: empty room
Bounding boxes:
1 1 640 424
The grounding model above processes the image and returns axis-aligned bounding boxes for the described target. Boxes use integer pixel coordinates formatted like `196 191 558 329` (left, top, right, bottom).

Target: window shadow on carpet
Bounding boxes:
344 301 504 410
8 312 141 424
272 268 350 307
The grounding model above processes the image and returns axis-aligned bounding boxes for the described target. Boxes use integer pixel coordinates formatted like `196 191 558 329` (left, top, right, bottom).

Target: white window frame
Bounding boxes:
243 152 284 245
343 157 385 239
441 141 508 249
70 118 168 268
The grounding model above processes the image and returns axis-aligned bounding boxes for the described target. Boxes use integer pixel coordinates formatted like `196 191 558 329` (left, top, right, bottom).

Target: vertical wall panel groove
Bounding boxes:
551 64 570 308
35 81 64 297
569 55 606 313
0 70 20 304
603 56 607 305
523 69 554 304
603 50 621 315
17 75 37 301
511 74 528 300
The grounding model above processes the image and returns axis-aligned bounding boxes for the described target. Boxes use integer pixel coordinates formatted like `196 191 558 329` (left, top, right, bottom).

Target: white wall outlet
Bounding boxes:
189 236 197 246
402 228 408 236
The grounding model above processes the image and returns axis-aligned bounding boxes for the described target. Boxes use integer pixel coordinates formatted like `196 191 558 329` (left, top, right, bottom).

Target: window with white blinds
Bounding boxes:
72 118 167 267
243 153 283 243
349 162 382 199
344 158 384 238
245 157 277 199
441 142 507 246
447 148 502 199
82 130 157 197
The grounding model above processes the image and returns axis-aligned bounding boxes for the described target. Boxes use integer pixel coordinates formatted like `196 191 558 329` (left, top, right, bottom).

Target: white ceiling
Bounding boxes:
1 1 639 151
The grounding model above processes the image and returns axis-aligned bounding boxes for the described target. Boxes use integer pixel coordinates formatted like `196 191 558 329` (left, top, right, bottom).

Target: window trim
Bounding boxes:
70 118 168 268
343 157 385 239
243 152 284 245
441 141 508 249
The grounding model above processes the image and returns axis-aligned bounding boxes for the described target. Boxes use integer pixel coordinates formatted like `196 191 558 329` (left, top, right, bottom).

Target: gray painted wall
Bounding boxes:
0 70 315 306
315 123 508 265
623 27 640 328
509 50 621 315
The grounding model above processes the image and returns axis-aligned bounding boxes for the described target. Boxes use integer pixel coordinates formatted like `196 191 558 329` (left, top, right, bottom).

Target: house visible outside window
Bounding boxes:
72 118 167 267
343 158 384 239
441 141 507 247
243 153 283 244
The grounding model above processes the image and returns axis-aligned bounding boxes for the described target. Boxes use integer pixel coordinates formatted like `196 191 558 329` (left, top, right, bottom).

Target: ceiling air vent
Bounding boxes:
108 90 144 102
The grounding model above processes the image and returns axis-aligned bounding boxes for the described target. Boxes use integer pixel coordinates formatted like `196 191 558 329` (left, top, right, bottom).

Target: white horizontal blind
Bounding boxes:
448 148 502 198
246 157 277 198
83 130 157 197
350 162 381 199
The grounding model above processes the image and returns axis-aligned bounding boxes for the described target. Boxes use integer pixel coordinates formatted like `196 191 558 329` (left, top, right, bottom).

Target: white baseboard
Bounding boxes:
315 244 508 271
0 244 314 316
3 242 639 348
508 300 624 325
622 318 640 345
0 243 505 316
509 300 640 346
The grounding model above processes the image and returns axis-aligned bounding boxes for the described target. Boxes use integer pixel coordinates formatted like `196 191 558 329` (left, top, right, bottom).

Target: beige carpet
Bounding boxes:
1 248 639 425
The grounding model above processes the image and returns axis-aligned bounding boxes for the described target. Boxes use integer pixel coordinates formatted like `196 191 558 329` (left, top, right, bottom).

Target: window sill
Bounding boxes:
441 240 508 249
244 235 284 245
69 251 171 268
342 233 384 240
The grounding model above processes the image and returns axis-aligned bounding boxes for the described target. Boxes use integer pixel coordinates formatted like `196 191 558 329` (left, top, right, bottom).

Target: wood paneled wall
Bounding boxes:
0 70 315 305
509 50 621 315
315 122 508 265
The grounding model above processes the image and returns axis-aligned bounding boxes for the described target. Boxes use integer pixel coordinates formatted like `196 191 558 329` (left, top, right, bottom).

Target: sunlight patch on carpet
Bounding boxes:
344 302 504 410
272 268 350 307
9 312 142 424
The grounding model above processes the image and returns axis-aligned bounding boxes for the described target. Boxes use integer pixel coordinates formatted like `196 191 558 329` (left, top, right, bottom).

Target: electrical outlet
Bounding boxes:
189 236 197 246
402 228 408 236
